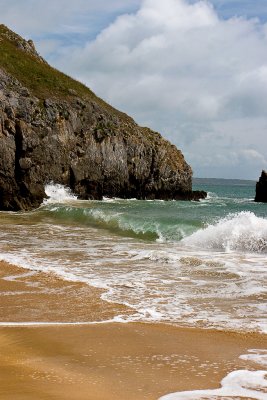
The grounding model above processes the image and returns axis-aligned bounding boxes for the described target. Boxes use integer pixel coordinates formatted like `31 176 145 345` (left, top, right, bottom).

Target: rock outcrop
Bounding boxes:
0 25 206 211
255 170 267 202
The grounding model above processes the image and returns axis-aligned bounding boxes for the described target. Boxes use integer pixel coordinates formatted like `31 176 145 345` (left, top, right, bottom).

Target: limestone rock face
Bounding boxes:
255 171 267 202
0 25 206 211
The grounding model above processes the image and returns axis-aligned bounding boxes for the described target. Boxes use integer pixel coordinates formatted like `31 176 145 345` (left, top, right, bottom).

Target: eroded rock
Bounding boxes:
0 26 206 211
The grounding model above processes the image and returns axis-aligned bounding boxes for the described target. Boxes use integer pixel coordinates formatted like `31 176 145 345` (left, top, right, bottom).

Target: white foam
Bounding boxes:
1 236 266 333
103 196 116 202
1 208 266 333
240 349 267 367
182 211 267 252
43 183 77 204
0 316 129 327
3 271 36 282
205 191 218 200
159 349 267 399
159 370 267 400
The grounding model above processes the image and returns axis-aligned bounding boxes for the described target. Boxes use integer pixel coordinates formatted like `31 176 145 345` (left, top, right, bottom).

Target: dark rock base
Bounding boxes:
255 170 267 202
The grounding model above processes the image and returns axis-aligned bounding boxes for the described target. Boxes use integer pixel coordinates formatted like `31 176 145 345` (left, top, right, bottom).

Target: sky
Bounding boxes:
1 1 267 179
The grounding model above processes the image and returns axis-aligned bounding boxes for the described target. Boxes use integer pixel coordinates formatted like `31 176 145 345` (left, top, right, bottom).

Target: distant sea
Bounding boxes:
0 178 266 398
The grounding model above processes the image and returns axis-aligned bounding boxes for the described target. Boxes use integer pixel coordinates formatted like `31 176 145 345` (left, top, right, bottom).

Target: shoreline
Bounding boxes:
1 259 266 334
0 260 131 323
1 260 266 399
1 323 266 400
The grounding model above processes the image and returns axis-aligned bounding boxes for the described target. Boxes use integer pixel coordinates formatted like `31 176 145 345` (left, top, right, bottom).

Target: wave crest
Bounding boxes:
43 183 77 204
43 203 193 241
182 211 267 252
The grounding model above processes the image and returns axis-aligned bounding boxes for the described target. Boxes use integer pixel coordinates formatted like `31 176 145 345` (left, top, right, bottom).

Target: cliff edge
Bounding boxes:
0 25 206 211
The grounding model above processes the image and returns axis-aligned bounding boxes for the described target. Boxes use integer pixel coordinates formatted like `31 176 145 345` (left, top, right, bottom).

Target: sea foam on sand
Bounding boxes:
159 349 267 400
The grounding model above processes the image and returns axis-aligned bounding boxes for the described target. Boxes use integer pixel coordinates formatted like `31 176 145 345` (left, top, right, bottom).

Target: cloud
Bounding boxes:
184 117 267 178
2 0 267 178
48 0 267 178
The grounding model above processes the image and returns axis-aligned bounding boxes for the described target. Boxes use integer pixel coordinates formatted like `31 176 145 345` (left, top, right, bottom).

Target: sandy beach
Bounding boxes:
0 260 129 323
1 260 266 400
1 2 267 398
1 324 266 400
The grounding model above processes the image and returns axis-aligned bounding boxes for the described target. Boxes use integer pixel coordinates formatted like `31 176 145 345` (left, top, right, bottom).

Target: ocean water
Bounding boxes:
0 178 266 398
1 178 266 331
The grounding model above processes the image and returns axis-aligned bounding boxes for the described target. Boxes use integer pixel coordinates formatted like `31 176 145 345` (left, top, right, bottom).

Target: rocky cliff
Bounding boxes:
255 170 267 202
0 25 205 211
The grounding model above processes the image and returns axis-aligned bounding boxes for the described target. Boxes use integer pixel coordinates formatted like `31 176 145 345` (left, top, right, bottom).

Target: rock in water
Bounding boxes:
0 25 206 211
255 170 267 202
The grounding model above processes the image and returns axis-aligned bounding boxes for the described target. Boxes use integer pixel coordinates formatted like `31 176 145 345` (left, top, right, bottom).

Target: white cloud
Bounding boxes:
49 0 267 178
2 0 267 178
240 149 267 165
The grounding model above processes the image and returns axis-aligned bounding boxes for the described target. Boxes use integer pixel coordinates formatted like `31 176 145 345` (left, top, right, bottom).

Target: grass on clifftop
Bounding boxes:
0 25 129 120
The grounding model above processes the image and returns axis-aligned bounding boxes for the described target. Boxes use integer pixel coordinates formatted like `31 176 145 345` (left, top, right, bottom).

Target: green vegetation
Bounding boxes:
0 25 129 120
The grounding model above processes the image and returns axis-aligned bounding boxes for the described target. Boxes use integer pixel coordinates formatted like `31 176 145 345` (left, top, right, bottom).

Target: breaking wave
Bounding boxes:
182 211 267 252
40 185 267 252
46 203 267 251
43 183 78 204
44 204 193 242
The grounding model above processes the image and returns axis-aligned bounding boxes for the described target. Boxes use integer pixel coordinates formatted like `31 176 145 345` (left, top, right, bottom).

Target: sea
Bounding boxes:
0 178 266 399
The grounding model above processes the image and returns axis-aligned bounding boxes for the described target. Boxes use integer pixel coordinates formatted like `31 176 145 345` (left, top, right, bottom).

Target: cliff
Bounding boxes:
0 25 205 211
255 170 267 202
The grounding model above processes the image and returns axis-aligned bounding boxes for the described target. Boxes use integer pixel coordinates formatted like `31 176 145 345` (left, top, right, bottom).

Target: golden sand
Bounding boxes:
0 260 266 400
0 324 266 400
0 260 129 322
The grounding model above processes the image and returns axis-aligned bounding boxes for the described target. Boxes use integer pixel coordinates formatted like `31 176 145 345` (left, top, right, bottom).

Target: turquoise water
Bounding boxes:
0 179 266 332
37 178 259 242
39 178 264 246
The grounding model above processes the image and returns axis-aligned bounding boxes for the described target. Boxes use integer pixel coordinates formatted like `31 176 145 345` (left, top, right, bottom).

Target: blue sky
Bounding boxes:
189 1 267 21
1 0 267 179
208 0 267 21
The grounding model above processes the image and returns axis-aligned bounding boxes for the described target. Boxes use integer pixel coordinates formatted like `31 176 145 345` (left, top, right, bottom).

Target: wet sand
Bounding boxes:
0 260 130 322
0 260 266 400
